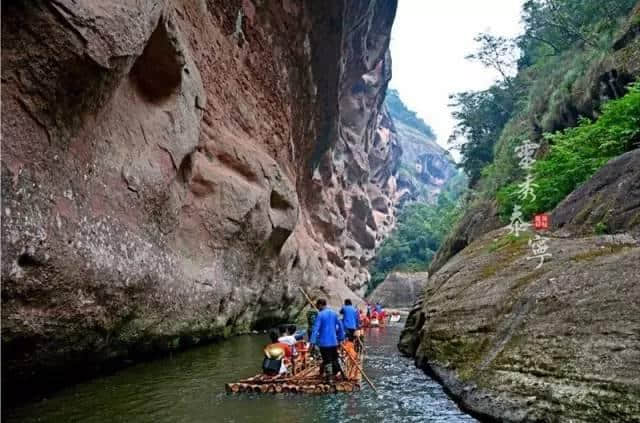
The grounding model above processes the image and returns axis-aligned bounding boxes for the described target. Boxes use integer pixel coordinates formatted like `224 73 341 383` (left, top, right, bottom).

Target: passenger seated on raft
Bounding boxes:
278 324 304 373
263 330 291 376
278 325 302 347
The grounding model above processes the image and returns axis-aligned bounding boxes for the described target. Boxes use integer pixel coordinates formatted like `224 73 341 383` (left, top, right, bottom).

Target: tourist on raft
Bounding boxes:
339 299 360 341
278 325 303 348
278 325 303 374
359 308 370 328
310 298 346 382
379 308 387 324
263 330 291 376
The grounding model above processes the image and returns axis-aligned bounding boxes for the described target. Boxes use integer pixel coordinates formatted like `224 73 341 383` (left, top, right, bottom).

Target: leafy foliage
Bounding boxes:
466 33 519 90
367 173 466 293
518 0 637 65
498 83 640 220
449 0 637 201
448 83 518 186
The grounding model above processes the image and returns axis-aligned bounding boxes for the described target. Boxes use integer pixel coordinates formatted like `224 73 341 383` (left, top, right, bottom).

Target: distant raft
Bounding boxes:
225 342 364 395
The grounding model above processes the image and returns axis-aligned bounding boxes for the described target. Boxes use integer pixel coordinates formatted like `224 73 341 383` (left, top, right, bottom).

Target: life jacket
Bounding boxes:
342 341 357 361
264 344 286 360
295 341 309 353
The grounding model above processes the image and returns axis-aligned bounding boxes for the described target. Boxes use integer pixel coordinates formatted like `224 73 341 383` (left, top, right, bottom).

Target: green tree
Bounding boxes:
448 84 516 186
368 173 467 292
518 0 637 66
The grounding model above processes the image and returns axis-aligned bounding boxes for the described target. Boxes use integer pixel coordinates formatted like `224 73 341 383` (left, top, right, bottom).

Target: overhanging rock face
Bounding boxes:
1 0 398 397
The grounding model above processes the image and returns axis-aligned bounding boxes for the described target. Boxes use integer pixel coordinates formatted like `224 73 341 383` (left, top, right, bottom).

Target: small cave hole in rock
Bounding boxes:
178 152 193 183
131 18 183 102
17 253 42 268
270 190 293 210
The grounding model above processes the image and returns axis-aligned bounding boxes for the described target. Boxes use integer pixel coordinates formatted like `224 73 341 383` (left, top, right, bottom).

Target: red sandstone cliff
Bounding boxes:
1 0 398 396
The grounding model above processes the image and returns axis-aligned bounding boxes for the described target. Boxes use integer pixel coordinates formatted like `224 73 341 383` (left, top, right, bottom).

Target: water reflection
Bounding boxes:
5 324 475 423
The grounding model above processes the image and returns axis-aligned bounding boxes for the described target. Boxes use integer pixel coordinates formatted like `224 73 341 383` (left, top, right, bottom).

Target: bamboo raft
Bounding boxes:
225 346 364 394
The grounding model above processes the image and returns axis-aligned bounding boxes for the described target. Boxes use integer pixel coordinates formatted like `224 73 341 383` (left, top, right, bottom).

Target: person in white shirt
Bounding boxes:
278 325 303 373
278 325 297 347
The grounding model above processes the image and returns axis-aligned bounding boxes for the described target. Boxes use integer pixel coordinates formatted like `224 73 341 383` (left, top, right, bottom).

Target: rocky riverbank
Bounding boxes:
399 150 640 422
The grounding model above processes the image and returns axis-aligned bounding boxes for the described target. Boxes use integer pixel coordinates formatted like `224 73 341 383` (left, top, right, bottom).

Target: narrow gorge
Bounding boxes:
2 1 640 422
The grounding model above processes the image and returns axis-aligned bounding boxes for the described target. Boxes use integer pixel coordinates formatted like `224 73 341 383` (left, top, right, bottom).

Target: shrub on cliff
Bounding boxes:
498 82 640 219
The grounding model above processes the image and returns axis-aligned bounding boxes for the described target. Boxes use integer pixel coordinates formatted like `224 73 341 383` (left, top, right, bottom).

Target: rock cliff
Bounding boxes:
385 89 456 205
367 271 427 309
399 151 640 422
1 0 398 399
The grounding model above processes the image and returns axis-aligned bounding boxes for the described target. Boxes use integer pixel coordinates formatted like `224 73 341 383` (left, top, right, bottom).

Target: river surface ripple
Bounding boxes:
6 324 476 422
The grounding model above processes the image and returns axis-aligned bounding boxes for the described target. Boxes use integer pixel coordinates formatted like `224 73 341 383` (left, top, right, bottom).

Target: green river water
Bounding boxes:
5 324 476 423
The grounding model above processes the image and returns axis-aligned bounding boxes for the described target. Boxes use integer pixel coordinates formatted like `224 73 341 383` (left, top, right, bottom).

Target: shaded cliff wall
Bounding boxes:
1 0 398 398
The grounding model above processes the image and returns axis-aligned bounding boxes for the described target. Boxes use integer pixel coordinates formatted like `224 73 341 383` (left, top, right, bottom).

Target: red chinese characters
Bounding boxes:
533 213 550 230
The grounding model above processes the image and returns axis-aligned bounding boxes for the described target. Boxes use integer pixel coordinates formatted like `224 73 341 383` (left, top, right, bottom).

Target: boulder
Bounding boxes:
402 227 640 422
552 148 640 237
367 271 427 309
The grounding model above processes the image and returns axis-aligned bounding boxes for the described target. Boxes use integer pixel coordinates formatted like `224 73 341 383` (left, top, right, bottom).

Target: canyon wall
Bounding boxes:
428 3 640 276
399 6 640 421
385 89 456 205
1 0 398 399
399 151 640 423
367 271 427 309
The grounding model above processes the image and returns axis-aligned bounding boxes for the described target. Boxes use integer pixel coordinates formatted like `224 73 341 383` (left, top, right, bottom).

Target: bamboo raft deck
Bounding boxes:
225 348 364 394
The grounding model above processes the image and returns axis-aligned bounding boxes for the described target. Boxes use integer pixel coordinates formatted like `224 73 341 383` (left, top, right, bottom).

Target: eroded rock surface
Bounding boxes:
1 0 399 399
367 271 427 309
400 227 640 422
400 149 640 421
552 148 640 237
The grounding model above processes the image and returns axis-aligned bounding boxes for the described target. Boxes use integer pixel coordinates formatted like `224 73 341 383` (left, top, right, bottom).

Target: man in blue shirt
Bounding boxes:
339 299 360 341
310 298 345 381
375 302 382 314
